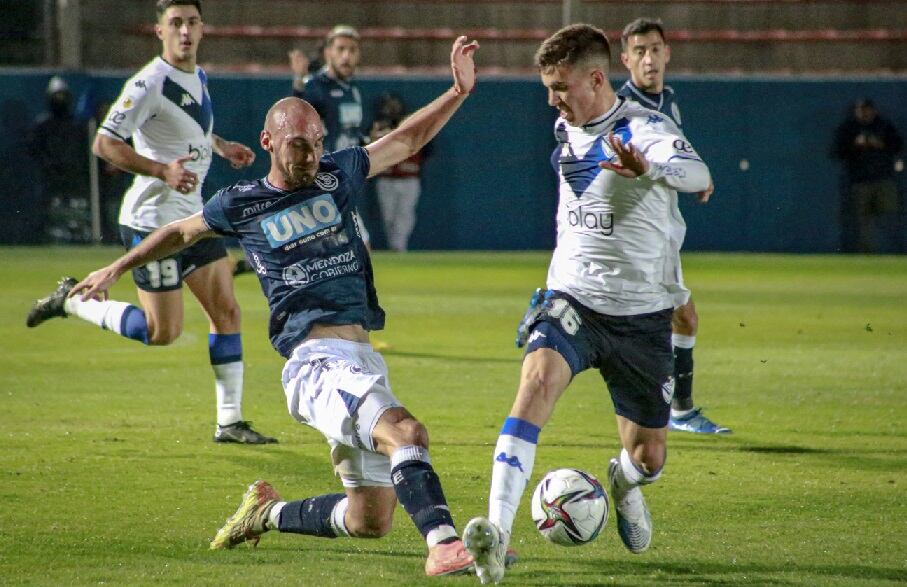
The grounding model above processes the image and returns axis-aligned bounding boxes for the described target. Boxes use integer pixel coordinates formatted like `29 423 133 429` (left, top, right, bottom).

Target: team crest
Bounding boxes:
314 172 339 191
121 97 134 109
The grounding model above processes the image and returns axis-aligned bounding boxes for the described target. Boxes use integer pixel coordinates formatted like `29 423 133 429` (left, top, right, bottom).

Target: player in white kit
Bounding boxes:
618 17 730 434
26 0 274 444
463 25 712 584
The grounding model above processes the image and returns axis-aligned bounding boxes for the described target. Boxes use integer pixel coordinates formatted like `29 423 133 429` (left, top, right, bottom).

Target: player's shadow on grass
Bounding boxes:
509 556 906 585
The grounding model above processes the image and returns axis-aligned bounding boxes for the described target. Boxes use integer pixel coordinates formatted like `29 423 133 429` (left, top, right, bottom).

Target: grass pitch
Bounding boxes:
2 248 906 586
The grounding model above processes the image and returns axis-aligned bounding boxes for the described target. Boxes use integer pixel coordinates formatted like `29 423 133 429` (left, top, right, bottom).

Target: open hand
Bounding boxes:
451 36 479 95
163 156 199 193
69 266 120 302
598 133 648 178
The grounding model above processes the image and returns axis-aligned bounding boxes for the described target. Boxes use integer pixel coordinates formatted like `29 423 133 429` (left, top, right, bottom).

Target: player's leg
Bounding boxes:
601 308 674 554
464 344 571 585
466 292 588 584
183 245 275 444
670 297 731 434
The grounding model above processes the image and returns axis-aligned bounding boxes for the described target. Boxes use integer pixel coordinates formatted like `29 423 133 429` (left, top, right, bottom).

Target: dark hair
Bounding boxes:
156 0 201 18
535 24 610 70
621 18 666 50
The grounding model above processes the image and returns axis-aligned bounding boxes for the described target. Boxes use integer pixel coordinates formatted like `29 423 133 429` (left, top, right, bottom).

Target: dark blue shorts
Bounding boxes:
523 290 674 428
119 225 228 292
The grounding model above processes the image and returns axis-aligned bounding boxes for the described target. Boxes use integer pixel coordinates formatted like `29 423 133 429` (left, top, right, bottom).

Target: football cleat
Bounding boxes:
669 408 732 434
26 277 77 327
210 480 281 549
214 421 278 444
608 458 652 554
424 539 475 577
463 517 507 585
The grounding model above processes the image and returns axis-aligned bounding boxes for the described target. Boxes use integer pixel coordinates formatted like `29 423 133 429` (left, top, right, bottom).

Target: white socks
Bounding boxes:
213 361 244 426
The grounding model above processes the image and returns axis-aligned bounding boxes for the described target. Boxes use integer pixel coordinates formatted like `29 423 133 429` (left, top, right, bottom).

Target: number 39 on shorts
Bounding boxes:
146 259 179 288
547 298 581 335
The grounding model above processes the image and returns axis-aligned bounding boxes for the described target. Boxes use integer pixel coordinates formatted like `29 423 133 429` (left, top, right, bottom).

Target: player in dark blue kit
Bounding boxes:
618 18 731 435
291 25 373 248
69 36 480 577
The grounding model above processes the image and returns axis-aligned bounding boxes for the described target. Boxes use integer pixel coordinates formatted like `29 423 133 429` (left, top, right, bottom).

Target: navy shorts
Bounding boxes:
523 290 674 428
119 225 228 292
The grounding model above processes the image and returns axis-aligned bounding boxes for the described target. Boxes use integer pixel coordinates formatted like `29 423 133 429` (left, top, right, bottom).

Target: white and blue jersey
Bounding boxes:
202 147 383 358
99 57 214 231
547 97 711 316
294 70 364 152
617 80 683 130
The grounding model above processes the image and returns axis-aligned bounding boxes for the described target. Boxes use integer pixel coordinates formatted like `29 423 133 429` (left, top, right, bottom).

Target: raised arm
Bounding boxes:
365 36 478 178
69 212 215 301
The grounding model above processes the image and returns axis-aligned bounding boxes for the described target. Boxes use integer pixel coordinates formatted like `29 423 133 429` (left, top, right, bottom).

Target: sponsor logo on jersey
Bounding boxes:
261 195 342 247
134 80 146 89
180 93 196 107
241 199 279 218
314 172 339 191
647 114 663 124
188 142 212 162
567 204 614 234
282 249 360 287
672 139 694 153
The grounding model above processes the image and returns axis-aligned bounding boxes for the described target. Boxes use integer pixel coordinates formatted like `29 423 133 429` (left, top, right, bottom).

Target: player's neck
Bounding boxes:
161 52 197 74
631 77 663 95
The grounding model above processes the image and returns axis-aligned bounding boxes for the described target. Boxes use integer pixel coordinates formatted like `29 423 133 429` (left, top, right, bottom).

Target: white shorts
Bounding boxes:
282 338 402 487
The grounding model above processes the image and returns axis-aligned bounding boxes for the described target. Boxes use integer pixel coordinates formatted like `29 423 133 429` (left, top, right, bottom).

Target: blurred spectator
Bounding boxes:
27 76 92 243
288 39 326 93
832 99 904 253
0 98 42 243
370 93 432 252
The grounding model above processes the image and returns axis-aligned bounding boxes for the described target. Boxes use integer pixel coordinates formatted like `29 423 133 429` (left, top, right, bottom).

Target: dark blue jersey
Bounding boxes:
202 147 384 358
293 69 364 152
617 80 684 131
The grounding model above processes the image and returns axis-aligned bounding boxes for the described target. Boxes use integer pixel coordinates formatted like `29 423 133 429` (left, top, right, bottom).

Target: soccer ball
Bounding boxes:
531 468 609 547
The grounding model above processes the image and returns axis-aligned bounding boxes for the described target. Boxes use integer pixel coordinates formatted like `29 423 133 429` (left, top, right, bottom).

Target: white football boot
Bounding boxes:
463 517 507 584
608 458 652 553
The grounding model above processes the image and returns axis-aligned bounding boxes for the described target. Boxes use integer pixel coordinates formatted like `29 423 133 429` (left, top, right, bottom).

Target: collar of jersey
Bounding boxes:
622 80 664 111
568 96 626 135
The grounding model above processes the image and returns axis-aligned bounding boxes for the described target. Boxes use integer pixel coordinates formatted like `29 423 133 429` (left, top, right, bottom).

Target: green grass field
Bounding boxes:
2 247 906 586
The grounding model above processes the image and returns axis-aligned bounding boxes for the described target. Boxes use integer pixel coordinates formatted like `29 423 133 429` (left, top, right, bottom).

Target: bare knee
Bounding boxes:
146 324 181 346
346 513 393 538
209 299 241 332
391 418 429 449
519 356 569 408
630 441 667 475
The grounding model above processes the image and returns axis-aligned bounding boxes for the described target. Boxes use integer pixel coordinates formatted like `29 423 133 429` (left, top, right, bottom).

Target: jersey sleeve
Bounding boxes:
633 119 711 193
201 189 238 237
332 146 371 184
97 72 159 142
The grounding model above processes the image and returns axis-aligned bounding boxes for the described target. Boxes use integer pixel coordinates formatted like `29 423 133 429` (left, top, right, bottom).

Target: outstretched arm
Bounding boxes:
69 213 215 301
212 134 256 169
365 36 479 178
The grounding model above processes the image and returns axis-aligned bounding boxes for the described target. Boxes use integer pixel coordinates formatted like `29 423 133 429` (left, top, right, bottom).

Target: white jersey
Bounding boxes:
99 57 214 231
546 97 711 316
